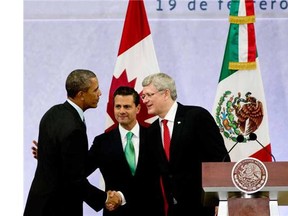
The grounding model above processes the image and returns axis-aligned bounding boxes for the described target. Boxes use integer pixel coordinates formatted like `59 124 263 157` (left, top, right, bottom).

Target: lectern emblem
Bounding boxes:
232 157 268 194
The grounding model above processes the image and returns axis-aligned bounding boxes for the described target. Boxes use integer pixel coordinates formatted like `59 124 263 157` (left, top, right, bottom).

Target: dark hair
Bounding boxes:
113 86 140 106
65 69 97 98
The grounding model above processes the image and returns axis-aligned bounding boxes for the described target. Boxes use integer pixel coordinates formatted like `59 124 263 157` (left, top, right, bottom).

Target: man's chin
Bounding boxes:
92 103 98 108
117 119 126 124
147 108 154 115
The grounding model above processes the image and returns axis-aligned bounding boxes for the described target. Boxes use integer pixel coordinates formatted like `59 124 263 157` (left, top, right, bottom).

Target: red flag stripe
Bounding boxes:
250 144 273 162
245 0 256 62
247 23 256 62
245 0 255 16
118 0 151 56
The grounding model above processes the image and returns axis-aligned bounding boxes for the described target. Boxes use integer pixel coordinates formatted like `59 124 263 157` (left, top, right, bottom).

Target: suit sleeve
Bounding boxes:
195 108 231 162
62 128 106 211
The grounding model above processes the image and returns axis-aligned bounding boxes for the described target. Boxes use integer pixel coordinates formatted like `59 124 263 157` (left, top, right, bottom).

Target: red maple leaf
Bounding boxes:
106 70 155 132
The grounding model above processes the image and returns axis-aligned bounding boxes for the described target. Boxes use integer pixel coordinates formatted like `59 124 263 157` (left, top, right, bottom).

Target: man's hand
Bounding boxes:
105 190 122 211
215 206 218 216
32 140 38 159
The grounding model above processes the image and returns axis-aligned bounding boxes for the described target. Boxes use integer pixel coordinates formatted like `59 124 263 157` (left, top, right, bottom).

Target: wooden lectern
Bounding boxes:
202 162 288 216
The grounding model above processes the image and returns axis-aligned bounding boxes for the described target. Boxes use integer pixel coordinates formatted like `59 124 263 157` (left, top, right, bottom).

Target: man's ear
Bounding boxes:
136 104 141 114
77 91 85 101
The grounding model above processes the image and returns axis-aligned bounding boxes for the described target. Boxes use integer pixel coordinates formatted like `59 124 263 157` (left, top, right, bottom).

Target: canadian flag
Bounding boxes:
105 0 160 132
212 0 272 162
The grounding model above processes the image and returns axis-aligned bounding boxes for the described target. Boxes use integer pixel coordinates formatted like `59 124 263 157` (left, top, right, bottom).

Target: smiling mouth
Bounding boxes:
118 116 127 119
147 104 153 108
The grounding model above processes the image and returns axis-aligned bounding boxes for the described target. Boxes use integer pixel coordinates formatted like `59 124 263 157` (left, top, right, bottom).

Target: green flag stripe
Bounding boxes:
218 25 239 82
229 23 239 64
230 0 240 16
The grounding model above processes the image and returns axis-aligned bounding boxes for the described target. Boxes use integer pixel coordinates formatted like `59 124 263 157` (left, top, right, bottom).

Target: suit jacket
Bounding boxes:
147 103 231 216
87 125 165 216
24 101 106 216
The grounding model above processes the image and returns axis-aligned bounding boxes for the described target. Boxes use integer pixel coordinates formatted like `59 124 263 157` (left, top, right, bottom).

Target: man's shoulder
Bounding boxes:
44 102 67 113
94 127 118 140
176 103 214 121
40 102 81 130
178 103 208 113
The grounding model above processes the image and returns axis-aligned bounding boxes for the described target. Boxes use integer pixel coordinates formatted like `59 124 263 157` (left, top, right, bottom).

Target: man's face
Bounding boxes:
141 84 165 116
114 95 140 130
82 77 102 110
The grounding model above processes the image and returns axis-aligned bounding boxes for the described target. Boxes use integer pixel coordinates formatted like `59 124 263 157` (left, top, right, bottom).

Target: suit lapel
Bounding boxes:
64 101 86 130
135 126 146 174
170 103 185 160
110 128 124 157
151 121 169 166
112 127 138 176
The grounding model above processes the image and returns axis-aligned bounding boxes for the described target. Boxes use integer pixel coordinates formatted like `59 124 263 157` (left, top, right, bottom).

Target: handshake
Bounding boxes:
105 190 122 211
31 141 122 212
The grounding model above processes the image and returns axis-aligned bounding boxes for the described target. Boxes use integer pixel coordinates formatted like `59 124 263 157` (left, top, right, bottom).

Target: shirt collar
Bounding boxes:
119 122 140 140
67 99 85 121
160 101 178 123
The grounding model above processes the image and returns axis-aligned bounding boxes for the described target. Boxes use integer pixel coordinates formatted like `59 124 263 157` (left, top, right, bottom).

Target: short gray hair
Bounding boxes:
142 73 177 100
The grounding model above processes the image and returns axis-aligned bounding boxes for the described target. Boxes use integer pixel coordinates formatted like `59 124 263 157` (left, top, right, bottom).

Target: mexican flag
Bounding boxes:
212 0 272 162
105 0 159 132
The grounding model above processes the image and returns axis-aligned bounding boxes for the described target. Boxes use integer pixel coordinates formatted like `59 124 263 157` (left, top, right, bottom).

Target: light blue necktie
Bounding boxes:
125 132 136 175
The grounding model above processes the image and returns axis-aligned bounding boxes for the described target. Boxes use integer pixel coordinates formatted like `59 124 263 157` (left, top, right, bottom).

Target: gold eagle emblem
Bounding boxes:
232 92 263 135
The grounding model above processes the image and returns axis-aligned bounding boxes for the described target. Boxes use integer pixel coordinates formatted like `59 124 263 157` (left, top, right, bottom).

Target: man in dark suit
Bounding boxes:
86 86 164 216
141 73 231 216
24 69 121 216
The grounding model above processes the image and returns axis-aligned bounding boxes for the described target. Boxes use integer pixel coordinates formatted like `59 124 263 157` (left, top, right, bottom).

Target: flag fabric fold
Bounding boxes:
212 0 272 162
105 0 160 132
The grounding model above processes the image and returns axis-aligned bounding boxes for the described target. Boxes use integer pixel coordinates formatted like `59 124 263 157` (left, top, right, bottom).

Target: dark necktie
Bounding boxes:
125 131 136 175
